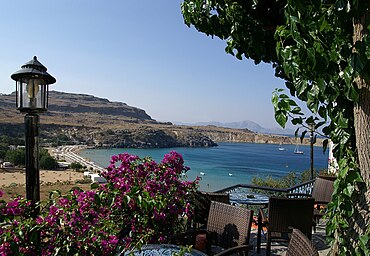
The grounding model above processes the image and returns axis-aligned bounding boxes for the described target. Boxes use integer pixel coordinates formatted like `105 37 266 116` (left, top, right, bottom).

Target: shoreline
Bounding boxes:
1 146 105 188
49 145 105 172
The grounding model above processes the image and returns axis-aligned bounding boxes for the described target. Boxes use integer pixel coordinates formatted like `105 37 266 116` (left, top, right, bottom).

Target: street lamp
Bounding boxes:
11 56 56 209
308 122 315 180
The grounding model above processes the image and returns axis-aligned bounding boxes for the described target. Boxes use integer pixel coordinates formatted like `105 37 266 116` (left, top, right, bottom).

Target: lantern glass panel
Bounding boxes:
17 77 47 111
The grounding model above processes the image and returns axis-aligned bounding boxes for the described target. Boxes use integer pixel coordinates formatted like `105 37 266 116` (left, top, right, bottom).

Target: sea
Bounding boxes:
79 142 329 192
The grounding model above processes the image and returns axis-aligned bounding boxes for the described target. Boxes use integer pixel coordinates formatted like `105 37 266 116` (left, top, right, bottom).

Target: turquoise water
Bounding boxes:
79 142 329 192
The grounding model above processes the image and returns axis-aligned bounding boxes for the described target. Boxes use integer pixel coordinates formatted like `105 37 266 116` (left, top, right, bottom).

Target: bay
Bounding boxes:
79 142 329 192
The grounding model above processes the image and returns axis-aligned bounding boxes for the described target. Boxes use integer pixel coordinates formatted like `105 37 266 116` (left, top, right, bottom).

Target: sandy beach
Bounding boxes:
0 145 104 188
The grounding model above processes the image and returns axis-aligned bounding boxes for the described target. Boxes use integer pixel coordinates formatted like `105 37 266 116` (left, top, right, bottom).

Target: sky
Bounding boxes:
0 0 296 129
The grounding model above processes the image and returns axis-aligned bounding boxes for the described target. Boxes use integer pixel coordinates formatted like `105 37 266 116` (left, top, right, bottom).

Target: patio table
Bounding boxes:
122 244 207 256
229 191 269 207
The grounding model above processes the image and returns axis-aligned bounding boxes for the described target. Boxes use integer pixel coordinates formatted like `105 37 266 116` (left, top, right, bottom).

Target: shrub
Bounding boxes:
69 162 83 171
4 148 25 167
39 155 58 170
0 151 198 255
251 169 319 189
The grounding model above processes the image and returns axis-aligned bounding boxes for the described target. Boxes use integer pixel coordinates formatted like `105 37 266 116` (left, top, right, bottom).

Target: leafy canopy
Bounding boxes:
181 0 370 253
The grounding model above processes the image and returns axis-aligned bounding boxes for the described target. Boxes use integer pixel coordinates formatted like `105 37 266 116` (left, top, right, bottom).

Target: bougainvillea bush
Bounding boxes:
0 151 199 255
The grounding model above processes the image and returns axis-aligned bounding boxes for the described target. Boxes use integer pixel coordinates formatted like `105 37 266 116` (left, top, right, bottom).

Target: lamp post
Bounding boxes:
308 122 315 180
11 56 56 210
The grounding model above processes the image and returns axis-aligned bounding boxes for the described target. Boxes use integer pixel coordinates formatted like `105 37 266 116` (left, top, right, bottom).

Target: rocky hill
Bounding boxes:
0 91 157 126
0 91 304 148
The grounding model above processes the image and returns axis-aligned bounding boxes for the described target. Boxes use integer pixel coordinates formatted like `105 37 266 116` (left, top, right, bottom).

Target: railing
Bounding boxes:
286 179 315 195
214 179 316 197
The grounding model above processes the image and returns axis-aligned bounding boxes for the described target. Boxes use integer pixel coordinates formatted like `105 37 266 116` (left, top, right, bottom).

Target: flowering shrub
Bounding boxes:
0 151 198 255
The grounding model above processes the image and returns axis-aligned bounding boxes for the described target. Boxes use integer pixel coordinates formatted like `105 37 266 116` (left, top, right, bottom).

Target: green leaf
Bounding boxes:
338 114 348 128
297 79 308 96
279 93 290 99
316 121 326 129
272 93 279 106
346 171 363 183
300 130 307 142
49 190 62 199
318 106 327 120
94 194 101 206
343 184 354 196
291 106 302 114
322 139 328 152
306 116 315 125
294 127 300 138
287 99 298 106
317 78 325 91
359 235 370 253
292 117 303 125
347 85 359 102
351 52 366 74
30 231 39 244
91 183 99 189
278 100 291 111
125 195 131 204
322 125 331 135
275 111 287 128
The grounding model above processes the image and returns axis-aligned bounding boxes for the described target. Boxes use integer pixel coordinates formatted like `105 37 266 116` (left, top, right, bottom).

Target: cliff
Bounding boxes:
0 91 307 148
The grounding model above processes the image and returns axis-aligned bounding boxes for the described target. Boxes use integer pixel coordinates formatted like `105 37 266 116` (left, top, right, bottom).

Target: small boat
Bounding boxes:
294 144 304 154
278 143 286 151
228 173 233 176
200 172 206 176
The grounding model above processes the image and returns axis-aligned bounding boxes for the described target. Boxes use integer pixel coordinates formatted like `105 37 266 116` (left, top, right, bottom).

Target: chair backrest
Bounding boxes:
193 191 230 226
286 228 319 256
268 197 315 239
202 191 231 204
311 177 334 204
206 201 253 248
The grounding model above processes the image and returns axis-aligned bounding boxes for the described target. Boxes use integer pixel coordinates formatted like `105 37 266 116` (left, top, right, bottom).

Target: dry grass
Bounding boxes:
0 168 93 202
1 182 92 202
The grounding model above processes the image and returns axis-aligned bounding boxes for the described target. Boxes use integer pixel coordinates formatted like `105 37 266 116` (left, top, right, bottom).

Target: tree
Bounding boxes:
39 155 58 170
70 162 83 171
181 0 369 254
5 148 25 167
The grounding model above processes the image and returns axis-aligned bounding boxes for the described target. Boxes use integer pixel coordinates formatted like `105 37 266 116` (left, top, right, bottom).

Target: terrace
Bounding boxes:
0 153 334 255
212 179 332 255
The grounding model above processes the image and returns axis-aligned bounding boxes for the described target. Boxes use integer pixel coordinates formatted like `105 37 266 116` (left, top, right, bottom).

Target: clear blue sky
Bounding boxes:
0 0 295 128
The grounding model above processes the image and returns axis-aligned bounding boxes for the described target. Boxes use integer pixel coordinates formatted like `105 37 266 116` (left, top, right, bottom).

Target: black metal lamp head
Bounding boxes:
11 56 56 113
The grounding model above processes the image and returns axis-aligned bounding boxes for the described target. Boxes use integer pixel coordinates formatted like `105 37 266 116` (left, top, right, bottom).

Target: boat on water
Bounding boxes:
200 172 206 176
294 144 304 154
228 173 233 176
278 143 286 151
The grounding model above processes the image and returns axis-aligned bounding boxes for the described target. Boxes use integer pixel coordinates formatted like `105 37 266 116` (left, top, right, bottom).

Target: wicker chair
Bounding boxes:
172 201 253 256
257 197 315 255
289 177 334 230
192 191 230 229
311 177 334 227
286 228 319 256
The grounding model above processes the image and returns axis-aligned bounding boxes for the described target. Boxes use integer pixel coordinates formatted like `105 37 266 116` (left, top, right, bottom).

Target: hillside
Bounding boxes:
0 91 157 126
182 120 296 135
0 91 304 148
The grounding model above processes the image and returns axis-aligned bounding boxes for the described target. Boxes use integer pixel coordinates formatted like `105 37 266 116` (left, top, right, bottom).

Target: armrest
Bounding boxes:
214 244 253 256
258 208 268 224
